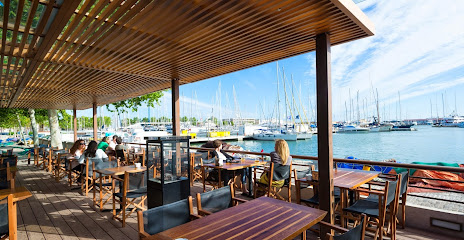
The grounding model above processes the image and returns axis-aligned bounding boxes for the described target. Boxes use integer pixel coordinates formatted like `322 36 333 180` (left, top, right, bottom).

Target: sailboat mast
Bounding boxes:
398 91 402 121
442 93 445 117
357 91 360 124
276 62 281 130
376 89 380 124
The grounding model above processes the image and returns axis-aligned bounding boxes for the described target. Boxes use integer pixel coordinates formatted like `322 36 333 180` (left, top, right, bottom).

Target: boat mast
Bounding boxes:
442 93 445 117
357 90 360 125
398 91 402 122
276 62 281 131
376 89 380 124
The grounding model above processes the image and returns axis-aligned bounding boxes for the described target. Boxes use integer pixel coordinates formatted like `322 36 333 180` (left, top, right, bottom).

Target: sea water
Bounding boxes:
203 125 464 164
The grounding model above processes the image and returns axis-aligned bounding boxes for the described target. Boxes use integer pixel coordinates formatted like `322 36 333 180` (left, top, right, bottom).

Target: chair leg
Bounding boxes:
401 200 406 229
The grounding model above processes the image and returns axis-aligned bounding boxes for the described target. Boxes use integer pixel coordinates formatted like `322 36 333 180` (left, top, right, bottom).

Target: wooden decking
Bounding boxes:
13 160 455 240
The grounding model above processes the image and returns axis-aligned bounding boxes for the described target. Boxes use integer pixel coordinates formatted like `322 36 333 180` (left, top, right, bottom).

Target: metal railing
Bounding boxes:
122 142 464 205
190 146 464 205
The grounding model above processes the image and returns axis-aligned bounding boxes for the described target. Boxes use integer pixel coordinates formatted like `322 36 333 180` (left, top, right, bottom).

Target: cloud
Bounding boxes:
330 0 464 119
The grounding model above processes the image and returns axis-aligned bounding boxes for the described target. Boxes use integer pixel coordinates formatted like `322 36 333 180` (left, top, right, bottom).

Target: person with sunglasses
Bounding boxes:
70 139 86 158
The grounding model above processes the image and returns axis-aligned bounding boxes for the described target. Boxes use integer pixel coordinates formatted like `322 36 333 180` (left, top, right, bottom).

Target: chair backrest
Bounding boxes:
0 194 13 236
333 214 366 240
115 149 126 161
399 171 409 195
273 162 291 182
142 197 193 235
198 186 232 213
5 149 12 156
385 179 399 206
1 156 17 167
85 157 104 178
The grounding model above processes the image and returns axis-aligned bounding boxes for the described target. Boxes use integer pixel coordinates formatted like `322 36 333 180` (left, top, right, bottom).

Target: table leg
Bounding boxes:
340 188 346 228
248 167 253 197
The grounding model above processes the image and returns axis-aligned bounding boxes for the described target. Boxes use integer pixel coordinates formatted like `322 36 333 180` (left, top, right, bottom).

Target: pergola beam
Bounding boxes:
171 78 180 136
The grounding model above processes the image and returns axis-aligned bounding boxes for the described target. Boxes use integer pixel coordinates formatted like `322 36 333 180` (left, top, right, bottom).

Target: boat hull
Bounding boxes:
252 133 298 141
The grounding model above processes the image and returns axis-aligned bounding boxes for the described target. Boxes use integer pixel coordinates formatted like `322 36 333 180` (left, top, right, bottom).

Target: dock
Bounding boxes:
190 135 253 143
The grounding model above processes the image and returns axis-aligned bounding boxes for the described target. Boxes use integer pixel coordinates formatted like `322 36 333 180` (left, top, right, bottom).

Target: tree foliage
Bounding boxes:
106 91 164 115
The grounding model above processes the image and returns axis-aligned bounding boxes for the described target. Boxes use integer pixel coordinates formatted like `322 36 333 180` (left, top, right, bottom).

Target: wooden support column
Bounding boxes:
93 103 98 141
73 107 77 142
316 32 335 228
171 78 180 136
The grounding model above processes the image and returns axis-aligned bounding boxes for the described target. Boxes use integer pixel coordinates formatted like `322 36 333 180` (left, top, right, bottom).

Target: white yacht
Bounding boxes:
338 125 370 133
252 130 298 141
369 123 393 132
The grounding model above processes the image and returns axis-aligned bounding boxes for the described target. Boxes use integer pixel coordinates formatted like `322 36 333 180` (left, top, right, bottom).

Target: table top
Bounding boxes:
202 159 267 170
94 165 147 175
148 197 326 240
0 186 32 203
299 169 379 190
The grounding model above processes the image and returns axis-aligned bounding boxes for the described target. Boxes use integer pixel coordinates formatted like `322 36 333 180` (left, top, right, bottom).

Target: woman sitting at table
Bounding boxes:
259 139 292 188
79 141 108 164
70 139 86 158
115 137 127 151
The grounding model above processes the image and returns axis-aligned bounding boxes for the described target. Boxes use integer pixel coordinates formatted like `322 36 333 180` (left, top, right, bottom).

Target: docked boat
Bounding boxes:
338 125 369 133
252 130 298 141
391 123 415 131
434 114 464 127
370 123 393 132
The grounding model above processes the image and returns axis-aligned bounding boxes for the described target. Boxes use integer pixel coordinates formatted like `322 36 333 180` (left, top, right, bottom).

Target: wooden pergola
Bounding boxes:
0 0 373 227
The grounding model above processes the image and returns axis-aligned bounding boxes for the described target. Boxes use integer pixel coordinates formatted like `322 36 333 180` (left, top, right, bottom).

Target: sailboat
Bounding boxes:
253 62 298 141
369 89 393 132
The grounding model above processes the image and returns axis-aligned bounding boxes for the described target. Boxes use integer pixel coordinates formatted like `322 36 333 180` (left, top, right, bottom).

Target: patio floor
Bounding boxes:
13 158 455 240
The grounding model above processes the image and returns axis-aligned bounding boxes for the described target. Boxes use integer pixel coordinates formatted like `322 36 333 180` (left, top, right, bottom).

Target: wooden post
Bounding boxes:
171 78 180 136
316 33 335 230
73 107 77 142
93 103 98 141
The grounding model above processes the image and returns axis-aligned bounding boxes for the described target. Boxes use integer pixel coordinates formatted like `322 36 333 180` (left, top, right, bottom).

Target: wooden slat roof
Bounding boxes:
0 0 374 110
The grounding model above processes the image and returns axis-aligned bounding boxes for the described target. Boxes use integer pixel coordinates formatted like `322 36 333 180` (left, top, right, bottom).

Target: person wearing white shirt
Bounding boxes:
79 140 108 164
108 135 117 150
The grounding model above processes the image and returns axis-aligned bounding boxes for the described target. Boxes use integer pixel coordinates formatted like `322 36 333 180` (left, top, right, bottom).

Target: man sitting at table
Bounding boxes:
209 140 246 190
109 135 118 150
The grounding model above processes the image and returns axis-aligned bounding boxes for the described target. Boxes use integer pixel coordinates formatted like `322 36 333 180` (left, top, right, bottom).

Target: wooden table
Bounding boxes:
0 186 32 240
148 197 327 240
296 169 379 227
94 165 147 176
202 159 266 193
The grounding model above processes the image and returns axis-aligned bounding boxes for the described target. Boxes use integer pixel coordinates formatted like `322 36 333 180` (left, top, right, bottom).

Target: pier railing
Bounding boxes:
188 147 464 206
124 142 464 205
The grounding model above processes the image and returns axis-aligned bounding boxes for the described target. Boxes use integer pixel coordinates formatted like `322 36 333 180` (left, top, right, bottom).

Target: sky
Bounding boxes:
75 0 464 123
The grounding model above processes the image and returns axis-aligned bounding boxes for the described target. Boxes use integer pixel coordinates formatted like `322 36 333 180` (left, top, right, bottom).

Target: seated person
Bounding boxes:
97 137 110 152
70 139 85 158
80 141 108 164
259 139 291 188
115 137 127 151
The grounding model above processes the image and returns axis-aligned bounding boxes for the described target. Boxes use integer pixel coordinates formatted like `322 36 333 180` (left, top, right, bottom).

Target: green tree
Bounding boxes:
189 117 197 126
106 91 165 120
181 116 188 122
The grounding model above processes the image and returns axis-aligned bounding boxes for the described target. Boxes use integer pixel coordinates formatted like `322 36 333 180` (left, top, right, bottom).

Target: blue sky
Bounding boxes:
76 0 464 122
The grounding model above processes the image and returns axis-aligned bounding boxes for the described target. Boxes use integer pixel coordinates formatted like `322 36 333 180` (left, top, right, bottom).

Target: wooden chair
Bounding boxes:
320 214 367 240
112 170 147 227
67 157 81 188
81 158 105 196
93 160 119 211
342 178 401 240
397 171 409 229
294 168 341 211
137 196 200 238
49 149 67 174
115 149 128 165
0 162 14 190
190 153 204 186
196 185 246 216
34 147 44 167
55 153 72 182
0 194 15 240
253 161 292 202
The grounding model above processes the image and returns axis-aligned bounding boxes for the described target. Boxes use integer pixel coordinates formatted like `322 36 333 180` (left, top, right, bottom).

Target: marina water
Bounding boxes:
198 125 464 164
